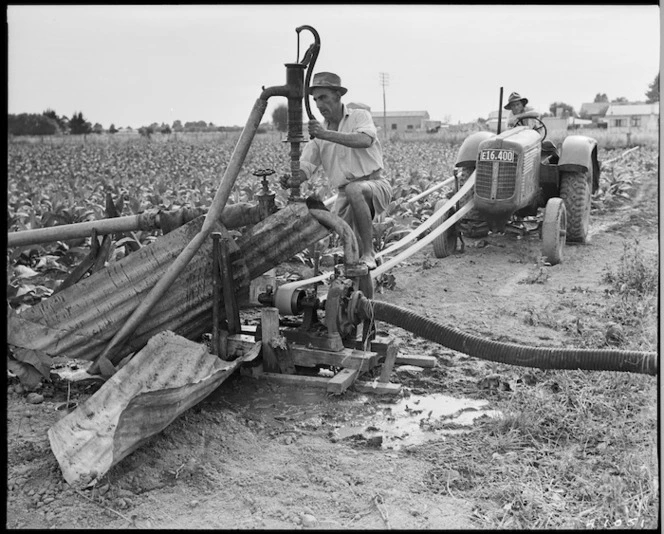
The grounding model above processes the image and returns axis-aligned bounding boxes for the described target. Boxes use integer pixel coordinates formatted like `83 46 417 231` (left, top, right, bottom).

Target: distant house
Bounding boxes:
604 103 659 133
485 110 510 132
423 119 449 133
370 110 430 133
542 116 568 133
579 102 610 126
567 117 594 129
543 114 594 132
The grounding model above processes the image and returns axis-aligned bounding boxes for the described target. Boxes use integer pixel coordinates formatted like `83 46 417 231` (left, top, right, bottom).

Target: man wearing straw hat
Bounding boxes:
505 91 540 128
288 71 392 271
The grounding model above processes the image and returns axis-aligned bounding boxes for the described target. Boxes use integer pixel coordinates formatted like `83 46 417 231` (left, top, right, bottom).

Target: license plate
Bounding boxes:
479 149 515 163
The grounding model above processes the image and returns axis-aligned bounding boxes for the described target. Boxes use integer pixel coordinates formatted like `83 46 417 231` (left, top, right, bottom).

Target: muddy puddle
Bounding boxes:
331 392 502 450
206 375 501 450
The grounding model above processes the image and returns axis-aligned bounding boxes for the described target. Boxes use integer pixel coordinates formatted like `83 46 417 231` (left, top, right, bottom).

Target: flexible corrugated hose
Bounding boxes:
358 297 657 376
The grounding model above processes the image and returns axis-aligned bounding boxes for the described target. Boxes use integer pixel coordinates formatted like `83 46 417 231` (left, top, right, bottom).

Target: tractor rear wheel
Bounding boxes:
432 200 457 258
541 197 567 265
560 171 591 243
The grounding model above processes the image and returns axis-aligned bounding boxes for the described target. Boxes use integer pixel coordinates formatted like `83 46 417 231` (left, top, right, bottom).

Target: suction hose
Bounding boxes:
358 297 657 376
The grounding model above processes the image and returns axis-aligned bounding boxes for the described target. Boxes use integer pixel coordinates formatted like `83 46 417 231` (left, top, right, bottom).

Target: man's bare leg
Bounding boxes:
345 181 377 270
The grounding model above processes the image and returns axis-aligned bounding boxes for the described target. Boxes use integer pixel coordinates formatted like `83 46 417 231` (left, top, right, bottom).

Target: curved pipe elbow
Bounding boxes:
308 208 360 264
260 84 292 101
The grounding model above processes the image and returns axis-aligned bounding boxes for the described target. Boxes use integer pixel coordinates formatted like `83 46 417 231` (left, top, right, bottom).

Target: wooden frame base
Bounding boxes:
232 313 402 396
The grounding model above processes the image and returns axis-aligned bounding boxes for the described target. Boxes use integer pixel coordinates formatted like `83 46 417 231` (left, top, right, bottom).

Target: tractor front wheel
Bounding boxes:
541 197 567 265
455 165 489 238
432 200 457 258
560 171 591 243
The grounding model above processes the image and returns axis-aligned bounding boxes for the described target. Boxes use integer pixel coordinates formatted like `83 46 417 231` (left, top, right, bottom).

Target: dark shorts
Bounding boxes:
333 171 392 228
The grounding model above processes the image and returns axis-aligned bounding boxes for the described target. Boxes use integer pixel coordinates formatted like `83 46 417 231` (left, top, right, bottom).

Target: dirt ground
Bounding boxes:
5 173 659 529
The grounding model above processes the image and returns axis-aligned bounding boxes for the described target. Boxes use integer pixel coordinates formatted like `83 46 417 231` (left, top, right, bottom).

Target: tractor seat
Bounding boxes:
541 140 559 164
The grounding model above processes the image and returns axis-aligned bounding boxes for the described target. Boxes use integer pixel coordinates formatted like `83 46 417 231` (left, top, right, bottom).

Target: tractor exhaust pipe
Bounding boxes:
497 86 504 134
357 297 657 376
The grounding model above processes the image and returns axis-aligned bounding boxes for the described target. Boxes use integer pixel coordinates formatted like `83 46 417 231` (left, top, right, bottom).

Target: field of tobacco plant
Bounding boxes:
6 132 660 530
7 132 653 307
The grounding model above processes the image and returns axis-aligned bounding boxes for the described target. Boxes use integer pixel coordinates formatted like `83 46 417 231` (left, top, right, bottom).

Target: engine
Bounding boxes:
474 127 542 228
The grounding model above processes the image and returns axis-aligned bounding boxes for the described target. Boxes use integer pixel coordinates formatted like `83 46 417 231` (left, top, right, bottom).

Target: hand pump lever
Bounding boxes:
284 25 320 202
297 25 320 126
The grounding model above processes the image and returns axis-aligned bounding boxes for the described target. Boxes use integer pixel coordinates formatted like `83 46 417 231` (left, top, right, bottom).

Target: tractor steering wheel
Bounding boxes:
514 116 547 141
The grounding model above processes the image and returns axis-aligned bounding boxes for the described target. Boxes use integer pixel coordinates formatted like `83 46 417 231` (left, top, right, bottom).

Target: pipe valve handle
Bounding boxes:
252 168 275 178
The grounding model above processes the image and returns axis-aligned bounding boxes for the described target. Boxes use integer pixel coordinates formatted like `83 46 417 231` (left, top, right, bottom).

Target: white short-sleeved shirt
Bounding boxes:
300 105 384 189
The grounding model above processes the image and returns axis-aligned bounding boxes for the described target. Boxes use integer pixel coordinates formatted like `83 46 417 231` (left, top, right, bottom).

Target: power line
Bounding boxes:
379 72 389 142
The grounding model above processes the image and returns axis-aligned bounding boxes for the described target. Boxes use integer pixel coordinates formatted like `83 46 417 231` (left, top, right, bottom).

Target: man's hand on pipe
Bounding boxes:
279 171 307 189
308 120 327 139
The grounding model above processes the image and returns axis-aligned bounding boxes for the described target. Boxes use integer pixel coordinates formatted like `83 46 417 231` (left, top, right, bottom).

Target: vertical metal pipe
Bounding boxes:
211 232 222 356
286 63 306 202
497 87 504 134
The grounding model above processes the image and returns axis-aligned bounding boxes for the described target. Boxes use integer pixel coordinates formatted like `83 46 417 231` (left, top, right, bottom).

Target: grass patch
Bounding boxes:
602 240 659 297
525 240 659 351
416 369 658 529
600 240 658 350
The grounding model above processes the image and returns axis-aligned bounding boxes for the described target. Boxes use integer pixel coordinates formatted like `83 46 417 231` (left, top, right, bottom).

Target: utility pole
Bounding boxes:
379 72 389 142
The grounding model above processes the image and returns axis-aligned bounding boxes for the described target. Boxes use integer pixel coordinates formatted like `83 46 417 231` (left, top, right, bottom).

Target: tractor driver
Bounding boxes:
505 91 558 160
284 71 392 271
505 92 540 128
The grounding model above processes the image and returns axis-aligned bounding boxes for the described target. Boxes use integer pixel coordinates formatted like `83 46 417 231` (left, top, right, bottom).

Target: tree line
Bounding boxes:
7 110 272 137
8 75 658 136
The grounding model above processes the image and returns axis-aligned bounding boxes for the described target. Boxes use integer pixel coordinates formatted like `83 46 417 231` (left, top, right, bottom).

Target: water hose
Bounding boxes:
357 297 657 376
377 173 475 259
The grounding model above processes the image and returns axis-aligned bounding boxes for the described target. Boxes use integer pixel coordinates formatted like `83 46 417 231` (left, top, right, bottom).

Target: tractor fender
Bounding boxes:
558 135 601 192
455 131 495 167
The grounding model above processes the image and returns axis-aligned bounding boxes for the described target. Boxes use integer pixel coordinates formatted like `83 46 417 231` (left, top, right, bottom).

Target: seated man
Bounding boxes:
505 91 557 160
295 72 392 270
505 92 540 127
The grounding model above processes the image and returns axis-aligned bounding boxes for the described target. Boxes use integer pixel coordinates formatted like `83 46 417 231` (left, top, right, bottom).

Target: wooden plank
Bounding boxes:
289 345 379 371
272 339 296 375
219 237 241 335
395 354 437 368
354 334 392 355
261 308 281 373
379 339 398 383
256 372 331 388
327 368 359 395
353 381 402 395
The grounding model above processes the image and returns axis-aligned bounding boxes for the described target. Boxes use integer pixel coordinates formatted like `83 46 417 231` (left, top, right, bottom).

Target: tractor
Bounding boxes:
433 106 600 265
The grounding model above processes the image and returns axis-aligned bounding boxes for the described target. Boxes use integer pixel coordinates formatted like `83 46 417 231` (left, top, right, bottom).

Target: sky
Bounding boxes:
7 4 661 130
